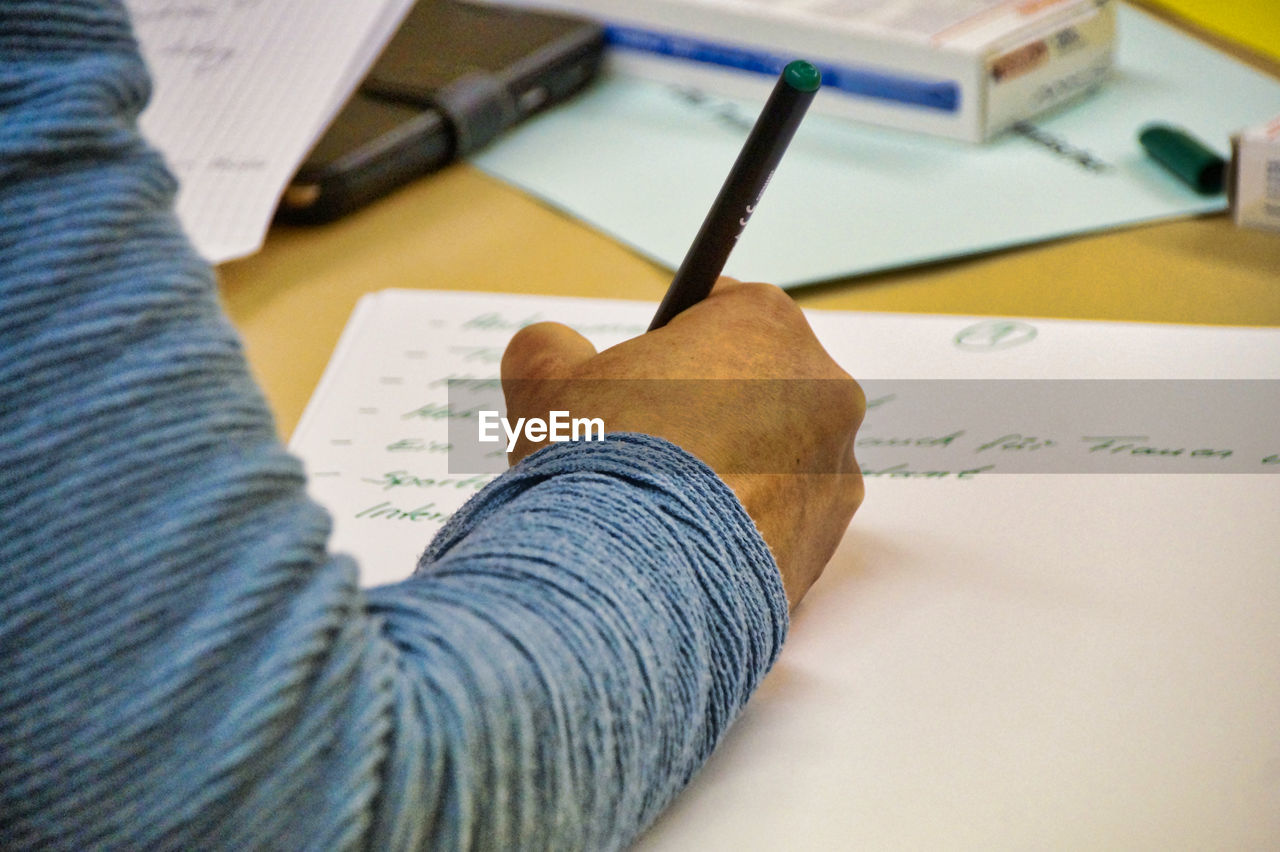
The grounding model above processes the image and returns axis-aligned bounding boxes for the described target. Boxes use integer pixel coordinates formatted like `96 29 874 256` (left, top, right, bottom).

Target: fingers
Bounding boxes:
501 321 598 381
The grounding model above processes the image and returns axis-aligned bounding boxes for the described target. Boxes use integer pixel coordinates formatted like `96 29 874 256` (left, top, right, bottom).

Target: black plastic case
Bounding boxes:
277 0 604 223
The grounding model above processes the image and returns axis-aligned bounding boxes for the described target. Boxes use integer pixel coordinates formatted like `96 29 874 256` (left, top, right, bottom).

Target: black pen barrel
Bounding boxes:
649 62 819 330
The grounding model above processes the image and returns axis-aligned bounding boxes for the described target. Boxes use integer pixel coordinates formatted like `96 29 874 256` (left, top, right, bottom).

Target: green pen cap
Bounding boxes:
783 60 822 93
1138 123 1225 195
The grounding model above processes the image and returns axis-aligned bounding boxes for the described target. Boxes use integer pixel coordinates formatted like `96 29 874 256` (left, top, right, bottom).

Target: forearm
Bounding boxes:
369 435 788 848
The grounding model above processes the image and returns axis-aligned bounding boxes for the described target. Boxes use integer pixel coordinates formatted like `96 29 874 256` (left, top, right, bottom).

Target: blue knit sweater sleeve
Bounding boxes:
0 3 788 850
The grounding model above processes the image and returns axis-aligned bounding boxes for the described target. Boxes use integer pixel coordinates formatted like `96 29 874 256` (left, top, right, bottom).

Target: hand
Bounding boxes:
499 279 865 609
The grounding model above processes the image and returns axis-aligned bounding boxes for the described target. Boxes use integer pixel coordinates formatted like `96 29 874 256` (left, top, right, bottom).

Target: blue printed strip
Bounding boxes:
606 25 960 113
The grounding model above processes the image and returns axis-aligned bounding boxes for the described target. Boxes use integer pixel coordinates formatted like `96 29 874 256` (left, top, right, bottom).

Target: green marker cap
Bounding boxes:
1138 123 1225 195
783 60 822 93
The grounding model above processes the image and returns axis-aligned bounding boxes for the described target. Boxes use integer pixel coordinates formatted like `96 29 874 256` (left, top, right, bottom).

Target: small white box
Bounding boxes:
1231 115 1280 232
467 0 1117 142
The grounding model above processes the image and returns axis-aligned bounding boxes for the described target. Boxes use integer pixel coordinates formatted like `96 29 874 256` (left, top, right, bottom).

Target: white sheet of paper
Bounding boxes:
126 0 414 263
288 289 1280 846
640 473 1280 850
471 4 1280 286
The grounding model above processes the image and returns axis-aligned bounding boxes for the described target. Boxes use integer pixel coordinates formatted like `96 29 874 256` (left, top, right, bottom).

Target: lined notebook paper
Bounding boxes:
127 0 414 262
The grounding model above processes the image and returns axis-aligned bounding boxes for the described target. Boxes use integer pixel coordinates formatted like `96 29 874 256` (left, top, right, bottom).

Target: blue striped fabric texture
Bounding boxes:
0 3 788 848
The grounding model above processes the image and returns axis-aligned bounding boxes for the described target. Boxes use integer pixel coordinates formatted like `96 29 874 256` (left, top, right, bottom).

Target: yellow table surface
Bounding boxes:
218 2 1280 439
1141 0 1280 62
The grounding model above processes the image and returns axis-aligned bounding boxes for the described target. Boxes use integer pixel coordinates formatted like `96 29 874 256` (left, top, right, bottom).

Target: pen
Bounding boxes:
648 59 821 331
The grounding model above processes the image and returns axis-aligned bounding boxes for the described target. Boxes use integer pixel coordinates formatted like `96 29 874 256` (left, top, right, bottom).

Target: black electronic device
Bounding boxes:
277 0 604 223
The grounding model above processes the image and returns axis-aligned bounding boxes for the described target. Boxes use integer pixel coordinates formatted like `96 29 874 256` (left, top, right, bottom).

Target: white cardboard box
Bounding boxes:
1232 114 1280 232
469 0 1117 142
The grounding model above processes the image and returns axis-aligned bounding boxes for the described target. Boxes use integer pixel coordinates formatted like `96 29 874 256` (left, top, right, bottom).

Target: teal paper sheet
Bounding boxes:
471 4 1280 288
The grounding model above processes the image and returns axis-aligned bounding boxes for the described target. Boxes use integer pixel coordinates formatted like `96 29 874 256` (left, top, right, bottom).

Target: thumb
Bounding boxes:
501 321 598 381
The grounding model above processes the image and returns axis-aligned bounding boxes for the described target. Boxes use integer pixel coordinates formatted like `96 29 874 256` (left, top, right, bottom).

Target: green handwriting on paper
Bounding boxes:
430 374 501 390
461 311 645 337
1082 435 1233 459
857 431 964 449
857 430 1059 455
952 321 1038 351
861 463 995 479
463 312 545 331
448 345 504 364
401 403 486 421
386 439 451 453
976 434 1056 452
855 379 1280 473
851 426 1279 474
354 502 450 522
362 470 490 492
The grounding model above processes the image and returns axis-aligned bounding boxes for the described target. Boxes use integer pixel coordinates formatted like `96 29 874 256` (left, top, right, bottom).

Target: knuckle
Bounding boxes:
841 376 867 426
738 281 797 315
846 471 866 513
501 322 568 379
815 371 865 427
507 320 561 349
727 282 814 346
